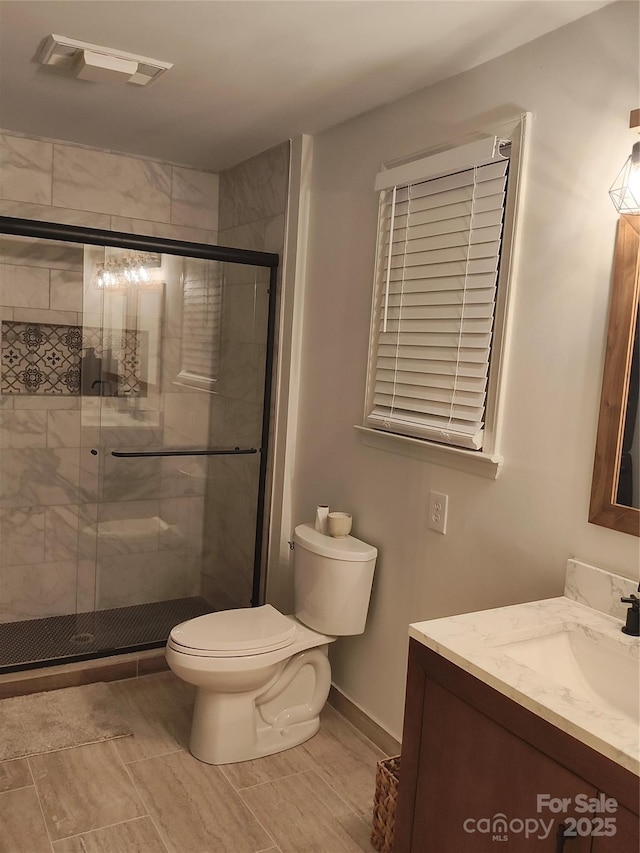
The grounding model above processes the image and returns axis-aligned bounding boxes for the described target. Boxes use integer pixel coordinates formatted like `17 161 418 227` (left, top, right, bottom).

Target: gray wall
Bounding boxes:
286 1 640 737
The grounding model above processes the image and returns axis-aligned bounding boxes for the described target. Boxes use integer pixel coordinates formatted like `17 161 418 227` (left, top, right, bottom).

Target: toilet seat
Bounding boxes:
169 604 297 658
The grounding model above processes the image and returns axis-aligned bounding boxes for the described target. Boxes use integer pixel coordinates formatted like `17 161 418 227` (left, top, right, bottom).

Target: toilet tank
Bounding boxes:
293 523 377 636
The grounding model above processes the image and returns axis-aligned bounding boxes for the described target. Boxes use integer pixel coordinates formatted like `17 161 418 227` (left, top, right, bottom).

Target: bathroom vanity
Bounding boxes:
394 563 640 852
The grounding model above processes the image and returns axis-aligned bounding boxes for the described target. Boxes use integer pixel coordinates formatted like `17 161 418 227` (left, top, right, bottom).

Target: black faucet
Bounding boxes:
621 582 640 636
91 379 116 397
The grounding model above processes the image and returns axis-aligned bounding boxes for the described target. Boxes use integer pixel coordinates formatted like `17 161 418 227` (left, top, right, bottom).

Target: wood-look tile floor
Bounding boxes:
0 672 385 852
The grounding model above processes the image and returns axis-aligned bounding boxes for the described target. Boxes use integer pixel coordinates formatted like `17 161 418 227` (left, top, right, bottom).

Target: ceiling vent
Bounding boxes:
37 34 172 86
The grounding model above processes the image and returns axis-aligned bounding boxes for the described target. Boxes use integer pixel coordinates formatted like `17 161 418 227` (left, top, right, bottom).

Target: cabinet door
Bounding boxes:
410 678 595 852
590 801 639 853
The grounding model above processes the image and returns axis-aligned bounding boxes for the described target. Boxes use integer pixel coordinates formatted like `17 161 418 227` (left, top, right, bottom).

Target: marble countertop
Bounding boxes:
410 596 640 775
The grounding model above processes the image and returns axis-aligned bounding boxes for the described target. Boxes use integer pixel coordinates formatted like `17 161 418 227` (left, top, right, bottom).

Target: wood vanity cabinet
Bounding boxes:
589 805 639 852
394 639 639 852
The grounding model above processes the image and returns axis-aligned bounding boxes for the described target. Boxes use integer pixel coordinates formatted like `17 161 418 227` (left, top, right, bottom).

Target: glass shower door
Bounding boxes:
79 247 270 654
0 216 276 671
0 232 98 666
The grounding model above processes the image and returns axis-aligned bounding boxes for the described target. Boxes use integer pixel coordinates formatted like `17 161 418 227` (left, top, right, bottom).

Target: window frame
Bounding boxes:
359 114 529 476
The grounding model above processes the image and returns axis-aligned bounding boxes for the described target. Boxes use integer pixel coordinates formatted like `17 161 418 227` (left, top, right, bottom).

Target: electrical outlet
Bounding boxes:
428 491 448 534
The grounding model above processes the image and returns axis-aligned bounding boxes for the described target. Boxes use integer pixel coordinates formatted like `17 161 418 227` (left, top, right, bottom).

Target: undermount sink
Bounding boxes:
492 623 639 724
410 574 640 774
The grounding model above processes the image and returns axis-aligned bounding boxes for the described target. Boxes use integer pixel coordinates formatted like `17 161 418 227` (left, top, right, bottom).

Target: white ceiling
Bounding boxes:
0 0 612 172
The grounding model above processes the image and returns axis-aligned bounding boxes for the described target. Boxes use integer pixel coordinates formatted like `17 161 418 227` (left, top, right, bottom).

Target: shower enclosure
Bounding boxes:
0 217 278 671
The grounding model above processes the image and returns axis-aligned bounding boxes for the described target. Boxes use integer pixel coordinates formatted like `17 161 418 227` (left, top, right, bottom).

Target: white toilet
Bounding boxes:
166 522 377 765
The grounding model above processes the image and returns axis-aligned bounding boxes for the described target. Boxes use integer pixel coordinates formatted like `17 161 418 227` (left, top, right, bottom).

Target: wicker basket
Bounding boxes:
370 756 401 853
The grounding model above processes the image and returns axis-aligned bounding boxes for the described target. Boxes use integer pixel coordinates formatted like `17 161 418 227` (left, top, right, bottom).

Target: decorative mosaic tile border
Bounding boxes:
1 321 143 396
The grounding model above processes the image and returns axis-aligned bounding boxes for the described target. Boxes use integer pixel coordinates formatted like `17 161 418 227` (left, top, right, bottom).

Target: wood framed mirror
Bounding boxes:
590 214 640 536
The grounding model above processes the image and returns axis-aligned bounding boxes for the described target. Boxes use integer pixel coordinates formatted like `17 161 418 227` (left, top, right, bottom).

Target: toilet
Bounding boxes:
166 522 377 765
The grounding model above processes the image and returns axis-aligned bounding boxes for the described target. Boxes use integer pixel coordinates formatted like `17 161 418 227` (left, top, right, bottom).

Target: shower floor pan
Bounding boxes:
0 596 213 673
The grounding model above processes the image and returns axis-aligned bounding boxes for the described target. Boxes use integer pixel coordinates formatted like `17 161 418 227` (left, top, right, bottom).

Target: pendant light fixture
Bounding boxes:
609 109 640 213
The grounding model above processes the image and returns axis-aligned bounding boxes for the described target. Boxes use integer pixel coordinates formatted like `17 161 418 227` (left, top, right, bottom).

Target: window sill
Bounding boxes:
172 372 219 395
353 426 503 480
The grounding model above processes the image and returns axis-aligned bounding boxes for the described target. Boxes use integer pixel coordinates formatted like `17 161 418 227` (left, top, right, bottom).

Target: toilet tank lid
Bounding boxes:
294 523 377 562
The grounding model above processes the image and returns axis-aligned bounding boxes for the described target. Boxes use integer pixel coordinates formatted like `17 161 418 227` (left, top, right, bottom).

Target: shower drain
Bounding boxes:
69 632 95 645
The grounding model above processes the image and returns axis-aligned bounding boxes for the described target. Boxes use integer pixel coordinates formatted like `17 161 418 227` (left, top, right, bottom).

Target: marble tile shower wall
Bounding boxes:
202 142 289 609
0 130 220 623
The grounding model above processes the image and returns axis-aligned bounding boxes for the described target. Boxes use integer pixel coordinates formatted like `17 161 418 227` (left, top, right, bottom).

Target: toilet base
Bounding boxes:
187 646 332 765
190 689 321 765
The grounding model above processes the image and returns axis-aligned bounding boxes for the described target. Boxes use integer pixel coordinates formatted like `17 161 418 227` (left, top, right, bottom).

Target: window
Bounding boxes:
177 258 223 392
364 121 526 456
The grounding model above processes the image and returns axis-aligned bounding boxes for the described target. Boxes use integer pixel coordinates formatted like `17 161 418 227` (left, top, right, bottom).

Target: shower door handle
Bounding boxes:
109 447 258 458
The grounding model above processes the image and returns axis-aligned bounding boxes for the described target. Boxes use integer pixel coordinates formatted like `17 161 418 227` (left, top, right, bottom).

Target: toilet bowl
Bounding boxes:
167 608 334 764
166 522 377 765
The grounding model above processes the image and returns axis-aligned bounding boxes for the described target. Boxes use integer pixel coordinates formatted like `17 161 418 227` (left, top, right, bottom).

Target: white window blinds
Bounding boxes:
178 259 223 391
364 137 510 450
